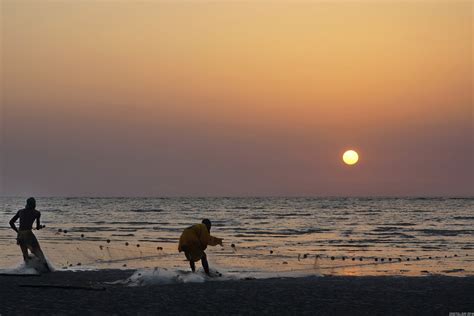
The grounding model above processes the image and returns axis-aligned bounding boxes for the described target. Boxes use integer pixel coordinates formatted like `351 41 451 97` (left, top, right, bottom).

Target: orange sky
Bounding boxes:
1 1 472 196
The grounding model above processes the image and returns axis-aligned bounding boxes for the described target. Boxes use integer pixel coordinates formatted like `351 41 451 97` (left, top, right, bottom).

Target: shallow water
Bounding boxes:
1 197 473 277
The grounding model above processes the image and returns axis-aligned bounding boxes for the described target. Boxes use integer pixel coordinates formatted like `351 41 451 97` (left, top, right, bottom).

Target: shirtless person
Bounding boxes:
9 197 50 271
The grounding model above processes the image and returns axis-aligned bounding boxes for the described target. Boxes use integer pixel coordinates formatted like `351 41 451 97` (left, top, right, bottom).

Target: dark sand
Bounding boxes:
1 270 473 315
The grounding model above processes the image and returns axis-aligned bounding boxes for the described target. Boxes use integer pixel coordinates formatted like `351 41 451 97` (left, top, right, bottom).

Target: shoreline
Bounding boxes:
1 270 473 315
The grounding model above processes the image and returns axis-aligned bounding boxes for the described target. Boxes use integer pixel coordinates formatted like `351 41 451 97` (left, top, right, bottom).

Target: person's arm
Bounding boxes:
208 235 223 246
198 224 223 247
36 212 42 230
9 211 20 233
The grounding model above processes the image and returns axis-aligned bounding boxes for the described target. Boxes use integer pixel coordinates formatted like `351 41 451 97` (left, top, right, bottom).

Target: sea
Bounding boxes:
1 197 473 278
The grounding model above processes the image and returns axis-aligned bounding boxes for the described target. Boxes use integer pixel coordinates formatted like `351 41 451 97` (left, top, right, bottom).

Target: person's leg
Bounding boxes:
17 233 29 261
29 231 50 272
183 248 196 272
201 252 210 275
20 244 29 262
31 245 46 261
189 260 196 272
31 245 50 272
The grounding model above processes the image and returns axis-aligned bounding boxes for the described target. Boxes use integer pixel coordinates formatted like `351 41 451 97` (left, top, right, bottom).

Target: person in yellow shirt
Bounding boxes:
178 219 223 275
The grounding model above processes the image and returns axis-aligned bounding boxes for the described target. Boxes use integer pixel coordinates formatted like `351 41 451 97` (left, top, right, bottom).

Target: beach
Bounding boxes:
1 270 473 315
1 198 473 314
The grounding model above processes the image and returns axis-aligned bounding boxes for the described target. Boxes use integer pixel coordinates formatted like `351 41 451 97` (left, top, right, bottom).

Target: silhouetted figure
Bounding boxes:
178 219 223 275
9 197 50 272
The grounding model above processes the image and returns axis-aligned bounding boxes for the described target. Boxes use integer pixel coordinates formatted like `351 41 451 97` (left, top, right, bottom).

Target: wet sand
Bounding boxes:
1 270 473 315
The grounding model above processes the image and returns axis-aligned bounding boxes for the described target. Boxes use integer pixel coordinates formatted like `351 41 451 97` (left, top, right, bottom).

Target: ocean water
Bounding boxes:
1 197 473 278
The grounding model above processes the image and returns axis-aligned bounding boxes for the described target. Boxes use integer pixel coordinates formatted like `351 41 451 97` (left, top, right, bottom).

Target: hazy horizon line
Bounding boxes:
1 195 472 199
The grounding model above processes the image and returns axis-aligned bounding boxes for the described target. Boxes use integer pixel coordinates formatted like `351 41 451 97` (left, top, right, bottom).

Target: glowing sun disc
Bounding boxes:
343 150 359 165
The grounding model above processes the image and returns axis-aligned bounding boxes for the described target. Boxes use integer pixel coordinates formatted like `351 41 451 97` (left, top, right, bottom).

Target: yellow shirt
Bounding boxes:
178 223 222 261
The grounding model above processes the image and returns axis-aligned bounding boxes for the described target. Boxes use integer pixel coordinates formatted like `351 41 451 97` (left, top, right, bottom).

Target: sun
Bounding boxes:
343 150 359 165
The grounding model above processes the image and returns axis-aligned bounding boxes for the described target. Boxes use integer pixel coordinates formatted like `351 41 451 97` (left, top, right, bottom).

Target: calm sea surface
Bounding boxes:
1 197 473 277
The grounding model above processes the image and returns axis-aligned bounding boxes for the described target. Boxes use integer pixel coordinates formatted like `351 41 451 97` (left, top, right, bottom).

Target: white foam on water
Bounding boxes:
0 255 55 275
110 267 207 286
110 264 322 287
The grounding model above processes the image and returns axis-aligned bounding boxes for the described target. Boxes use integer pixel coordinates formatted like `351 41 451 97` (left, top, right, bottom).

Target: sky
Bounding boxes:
1 0 472 197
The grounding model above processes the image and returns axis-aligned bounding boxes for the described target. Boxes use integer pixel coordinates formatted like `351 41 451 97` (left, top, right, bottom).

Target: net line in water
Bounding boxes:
32 227 473 273
48 240 167 268
297 253 470 273
35 227 169 268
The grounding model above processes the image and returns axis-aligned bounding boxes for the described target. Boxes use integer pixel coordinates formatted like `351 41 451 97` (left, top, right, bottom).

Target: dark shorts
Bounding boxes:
17 230 39 248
